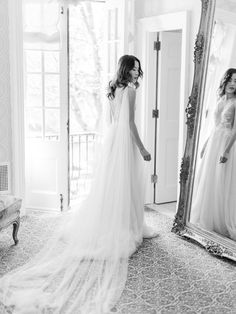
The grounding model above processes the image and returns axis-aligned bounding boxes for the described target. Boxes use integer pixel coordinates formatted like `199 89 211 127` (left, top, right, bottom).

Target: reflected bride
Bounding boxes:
190 68 236 240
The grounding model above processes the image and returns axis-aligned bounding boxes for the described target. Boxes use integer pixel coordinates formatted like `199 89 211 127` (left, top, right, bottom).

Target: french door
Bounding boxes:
143 30 182 204
68 0 131 202
23 0 130 211
154 31 182 203
24 1 69 211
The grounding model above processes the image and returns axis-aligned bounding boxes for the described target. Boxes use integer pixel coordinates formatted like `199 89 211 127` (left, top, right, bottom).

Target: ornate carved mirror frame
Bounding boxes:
171 0 236 262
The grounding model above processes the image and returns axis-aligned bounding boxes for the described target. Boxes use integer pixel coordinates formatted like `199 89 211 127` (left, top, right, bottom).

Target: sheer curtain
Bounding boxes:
23 0 104 47
23 0 61 50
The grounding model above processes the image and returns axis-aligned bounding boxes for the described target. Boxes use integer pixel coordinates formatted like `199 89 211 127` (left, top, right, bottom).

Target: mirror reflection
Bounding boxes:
190 0 236 241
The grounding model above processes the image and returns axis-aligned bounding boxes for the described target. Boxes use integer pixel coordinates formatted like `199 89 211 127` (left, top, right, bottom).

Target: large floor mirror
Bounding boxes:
172 0 236 261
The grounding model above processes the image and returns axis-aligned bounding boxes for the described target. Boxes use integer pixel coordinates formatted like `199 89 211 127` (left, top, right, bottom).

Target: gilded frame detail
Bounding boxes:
171 0 236 262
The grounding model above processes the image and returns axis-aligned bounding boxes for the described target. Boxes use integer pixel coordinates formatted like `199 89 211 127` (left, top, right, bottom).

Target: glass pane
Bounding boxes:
116 42 122 65
108 43 115 74
115 8 119 40
25 108 43 138
26 51 42 72
108 10 111 41
108 9 116 40
45 108 60 139
26 74 42 107
44 51 60 73
45 74 60 107
114 42 118 67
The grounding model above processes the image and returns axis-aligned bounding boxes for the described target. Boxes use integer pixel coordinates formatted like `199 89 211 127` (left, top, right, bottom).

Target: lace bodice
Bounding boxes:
214 97 236 129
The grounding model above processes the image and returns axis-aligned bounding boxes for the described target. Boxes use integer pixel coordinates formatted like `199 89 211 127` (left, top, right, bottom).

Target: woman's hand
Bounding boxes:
219 151 229 163
140 148 151 161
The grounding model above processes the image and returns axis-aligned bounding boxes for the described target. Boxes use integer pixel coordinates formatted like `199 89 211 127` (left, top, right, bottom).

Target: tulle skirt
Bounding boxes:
0 119 147 313
190 126 236 240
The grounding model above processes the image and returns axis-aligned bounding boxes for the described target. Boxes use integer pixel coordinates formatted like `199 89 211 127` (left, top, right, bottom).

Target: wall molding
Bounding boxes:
0 1 11 169
8 0 26 214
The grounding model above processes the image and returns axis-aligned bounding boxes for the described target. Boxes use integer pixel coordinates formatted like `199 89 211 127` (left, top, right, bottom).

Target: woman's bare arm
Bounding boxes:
220 103 236 163
128 87 151 161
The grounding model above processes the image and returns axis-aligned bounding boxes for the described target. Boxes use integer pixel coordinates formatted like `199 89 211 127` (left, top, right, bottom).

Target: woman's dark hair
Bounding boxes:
107 55 143 100
218 68 236 98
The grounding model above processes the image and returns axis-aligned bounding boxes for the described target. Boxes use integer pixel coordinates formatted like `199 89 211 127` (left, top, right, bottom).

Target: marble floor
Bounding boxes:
0 206 236 314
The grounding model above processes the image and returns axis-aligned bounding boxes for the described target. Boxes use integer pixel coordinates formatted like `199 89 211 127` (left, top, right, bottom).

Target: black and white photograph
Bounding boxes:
0 0 236 313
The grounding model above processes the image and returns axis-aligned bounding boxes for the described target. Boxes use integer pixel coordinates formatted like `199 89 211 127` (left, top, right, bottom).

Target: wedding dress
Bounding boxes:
190 96 236 240
0 86 152 313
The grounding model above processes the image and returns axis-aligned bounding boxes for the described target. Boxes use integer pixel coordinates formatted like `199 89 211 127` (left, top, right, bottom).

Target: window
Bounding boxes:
23 1 61 141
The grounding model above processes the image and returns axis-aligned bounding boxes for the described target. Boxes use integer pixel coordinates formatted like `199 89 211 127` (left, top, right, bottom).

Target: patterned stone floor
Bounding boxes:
0 208 236 314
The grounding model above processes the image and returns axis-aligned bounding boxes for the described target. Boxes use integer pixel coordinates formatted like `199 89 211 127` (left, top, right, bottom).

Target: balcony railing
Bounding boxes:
70 132 101 200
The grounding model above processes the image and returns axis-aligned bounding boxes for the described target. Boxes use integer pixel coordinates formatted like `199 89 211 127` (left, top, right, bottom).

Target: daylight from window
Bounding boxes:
23 1 106 202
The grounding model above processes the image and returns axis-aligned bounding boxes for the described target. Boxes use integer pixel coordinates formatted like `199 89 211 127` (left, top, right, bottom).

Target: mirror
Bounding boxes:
190 1 236 240
172 0 236 261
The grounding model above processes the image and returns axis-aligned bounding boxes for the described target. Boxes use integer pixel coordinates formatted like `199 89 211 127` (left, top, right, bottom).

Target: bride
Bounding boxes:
0 55 157 313
191 68 236 240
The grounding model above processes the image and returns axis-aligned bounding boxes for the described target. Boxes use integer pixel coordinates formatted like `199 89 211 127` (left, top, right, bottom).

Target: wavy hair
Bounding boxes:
107 55 143 100
218 68 236 98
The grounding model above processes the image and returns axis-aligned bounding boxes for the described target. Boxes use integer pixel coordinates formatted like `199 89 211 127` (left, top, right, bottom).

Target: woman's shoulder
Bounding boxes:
231 97 236 104
217 96 229 108
217 95 226 103
115 84 136 100
226 97 236 109
127 82 136 90
127 83 136 96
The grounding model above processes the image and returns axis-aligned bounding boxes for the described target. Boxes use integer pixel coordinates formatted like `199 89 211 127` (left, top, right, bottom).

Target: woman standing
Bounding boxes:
0 55 157 313
191 68 236 240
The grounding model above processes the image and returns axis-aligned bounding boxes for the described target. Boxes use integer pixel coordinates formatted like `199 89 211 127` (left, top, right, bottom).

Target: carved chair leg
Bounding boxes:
13 218 20 245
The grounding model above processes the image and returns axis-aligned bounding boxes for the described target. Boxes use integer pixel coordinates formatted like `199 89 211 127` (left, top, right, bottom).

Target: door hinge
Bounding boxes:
154 40 161 51
60 193 63 211
151 174 158 184
152 109 159 118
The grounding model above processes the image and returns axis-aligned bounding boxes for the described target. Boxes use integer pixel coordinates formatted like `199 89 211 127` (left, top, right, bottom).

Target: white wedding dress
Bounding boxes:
0 86 153 313
190 96 236 240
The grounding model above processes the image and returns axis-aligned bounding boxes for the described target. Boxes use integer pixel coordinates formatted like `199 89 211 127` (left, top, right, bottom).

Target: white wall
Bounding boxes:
133 0 202 203
134 0 202 104
0 0 202 197
0 1 12 169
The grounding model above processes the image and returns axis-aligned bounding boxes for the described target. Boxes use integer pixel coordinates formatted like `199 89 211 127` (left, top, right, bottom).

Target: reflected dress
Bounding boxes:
0 86 151 313
191 96 236 240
